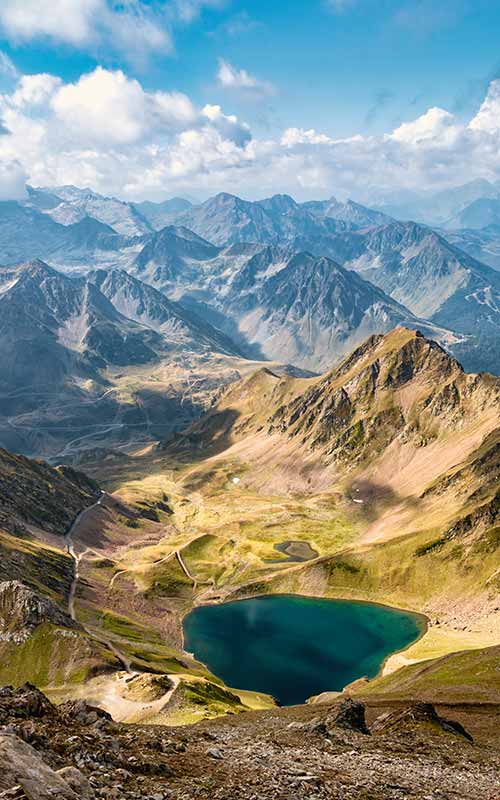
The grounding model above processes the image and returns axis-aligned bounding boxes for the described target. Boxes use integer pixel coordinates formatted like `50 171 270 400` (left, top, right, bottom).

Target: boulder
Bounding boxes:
326 698 369 735
58 699 112 726
0 684 54 723
371 702 473 741
0 733 79 798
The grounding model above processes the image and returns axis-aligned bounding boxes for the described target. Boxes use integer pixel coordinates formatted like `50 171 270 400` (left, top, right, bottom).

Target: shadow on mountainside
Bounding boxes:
347 479 423 523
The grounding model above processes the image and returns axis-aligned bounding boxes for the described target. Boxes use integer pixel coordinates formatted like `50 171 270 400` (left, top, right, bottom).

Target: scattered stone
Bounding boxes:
206 747 224 760
57 766 95 799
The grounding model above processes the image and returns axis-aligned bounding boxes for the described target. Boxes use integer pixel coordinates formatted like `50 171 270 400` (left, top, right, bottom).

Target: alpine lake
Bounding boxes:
183 594 425 706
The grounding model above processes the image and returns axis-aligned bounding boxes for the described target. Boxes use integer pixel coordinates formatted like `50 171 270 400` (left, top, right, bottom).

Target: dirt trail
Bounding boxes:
65 494 105 620
176 548 197 591
64 494 133 673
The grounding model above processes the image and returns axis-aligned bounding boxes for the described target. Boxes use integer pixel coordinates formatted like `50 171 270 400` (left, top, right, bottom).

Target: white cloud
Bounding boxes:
13 74 62 108
0 65 252 198
0 0 171 65
0 159 28 200
281 128 334 147
202 104 251 146
469 80 500 134
51 68 152 145
3 62 500 203
0 0 100 45
49 67 198 146
217 59 275 98
390 107 458 145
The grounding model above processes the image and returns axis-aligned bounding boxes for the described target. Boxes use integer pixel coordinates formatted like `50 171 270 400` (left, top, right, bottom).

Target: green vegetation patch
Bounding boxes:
0 623 118 688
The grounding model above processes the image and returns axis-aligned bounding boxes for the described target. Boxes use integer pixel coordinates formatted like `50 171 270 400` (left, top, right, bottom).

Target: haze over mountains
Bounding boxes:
1 180 500 457
0 259 244 457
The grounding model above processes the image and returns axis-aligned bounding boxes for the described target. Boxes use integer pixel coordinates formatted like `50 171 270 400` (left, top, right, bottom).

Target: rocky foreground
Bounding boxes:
1 684 499 799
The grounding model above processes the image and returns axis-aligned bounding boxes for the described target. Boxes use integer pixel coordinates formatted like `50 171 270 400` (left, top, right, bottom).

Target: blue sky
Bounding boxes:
0 0 500 201
2 0 499 137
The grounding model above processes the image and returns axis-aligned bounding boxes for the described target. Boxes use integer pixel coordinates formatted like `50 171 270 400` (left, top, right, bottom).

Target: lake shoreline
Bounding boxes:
183 593 428 706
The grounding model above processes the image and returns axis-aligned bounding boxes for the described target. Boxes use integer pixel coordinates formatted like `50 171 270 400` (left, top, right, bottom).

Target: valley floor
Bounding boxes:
44 433 498 725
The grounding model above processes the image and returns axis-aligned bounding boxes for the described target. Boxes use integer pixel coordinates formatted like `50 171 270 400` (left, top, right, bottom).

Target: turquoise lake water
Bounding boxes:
183 594 424 706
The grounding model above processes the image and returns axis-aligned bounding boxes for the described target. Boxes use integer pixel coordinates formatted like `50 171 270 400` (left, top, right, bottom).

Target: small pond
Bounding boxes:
265 540 319 563
183 594 425 706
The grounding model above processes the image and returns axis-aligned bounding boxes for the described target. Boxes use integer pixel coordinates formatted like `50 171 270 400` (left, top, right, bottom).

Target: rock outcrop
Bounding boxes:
0 582 79 643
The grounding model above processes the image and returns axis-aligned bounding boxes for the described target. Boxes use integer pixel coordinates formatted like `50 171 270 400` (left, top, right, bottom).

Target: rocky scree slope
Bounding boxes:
0 684 499 800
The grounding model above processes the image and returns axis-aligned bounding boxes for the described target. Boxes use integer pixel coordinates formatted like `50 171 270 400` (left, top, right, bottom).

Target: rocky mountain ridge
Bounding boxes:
177 327 500 605
130 230 459 370
0 260 244 457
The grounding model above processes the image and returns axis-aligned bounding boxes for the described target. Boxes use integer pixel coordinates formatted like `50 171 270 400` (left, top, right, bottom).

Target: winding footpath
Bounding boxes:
176 548 198 591
64 492 133 673
65 493 104 620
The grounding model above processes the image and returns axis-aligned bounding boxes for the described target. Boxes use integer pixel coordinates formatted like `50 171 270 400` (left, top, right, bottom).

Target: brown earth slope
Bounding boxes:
162 327 500 666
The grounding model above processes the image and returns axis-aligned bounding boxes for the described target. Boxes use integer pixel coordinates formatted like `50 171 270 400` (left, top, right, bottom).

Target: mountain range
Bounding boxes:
1 181 500 458
0 260 244 457
370 178 500 226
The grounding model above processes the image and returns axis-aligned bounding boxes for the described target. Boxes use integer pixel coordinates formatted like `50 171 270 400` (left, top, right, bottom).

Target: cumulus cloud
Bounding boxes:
0 64 252 198
281 128 334 147
217 59 276 98
202 104 251 147
390 107 459 144
13 74 62 109
469 80 500 134
0 0 171 65
3 59 500 203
